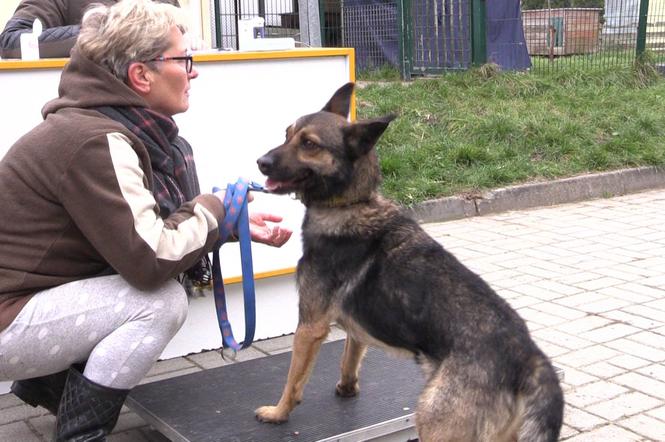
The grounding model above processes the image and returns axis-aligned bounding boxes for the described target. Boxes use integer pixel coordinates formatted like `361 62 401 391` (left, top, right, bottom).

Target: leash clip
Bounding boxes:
248 181 267 193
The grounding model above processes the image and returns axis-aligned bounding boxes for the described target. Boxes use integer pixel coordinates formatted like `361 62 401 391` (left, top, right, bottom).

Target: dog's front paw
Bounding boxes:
255 405 289 423
335 380 360 397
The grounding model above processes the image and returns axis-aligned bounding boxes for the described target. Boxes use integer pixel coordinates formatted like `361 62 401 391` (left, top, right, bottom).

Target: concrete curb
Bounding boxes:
409 166 665 223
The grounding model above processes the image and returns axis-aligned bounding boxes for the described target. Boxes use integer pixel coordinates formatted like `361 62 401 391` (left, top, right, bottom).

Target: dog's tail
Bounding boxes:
518 355 564 442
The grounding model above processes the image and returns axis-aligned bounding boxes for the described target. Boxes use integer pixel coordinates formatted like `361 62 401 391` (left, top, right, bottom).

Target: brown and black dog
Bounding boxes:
255 82 563 441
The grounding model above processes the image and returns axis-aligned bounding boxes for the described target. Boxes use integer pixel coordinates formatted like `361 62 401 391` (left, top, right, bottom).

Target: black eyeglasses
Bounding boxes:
147 55 194 73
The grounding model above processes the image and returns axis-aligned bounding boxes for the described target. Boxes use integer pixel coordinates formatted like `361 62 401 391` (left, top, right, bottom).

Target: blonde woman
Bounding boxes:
0 1 290 440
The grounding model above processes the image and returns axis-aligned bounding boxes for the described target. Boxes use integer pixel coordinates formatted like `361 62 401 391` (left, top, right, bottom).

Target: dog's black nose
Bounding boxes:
257 155 273 175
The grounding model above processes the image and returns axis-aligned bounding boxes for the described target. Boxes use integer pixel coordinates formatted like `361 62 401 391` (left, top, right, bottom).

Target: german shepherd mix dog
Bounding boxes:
255 83 564 441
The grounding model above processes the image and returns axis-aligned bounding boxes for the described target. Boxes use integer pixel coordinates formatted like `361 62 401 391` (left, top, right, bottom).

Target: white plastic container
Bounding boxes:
20 18 42 60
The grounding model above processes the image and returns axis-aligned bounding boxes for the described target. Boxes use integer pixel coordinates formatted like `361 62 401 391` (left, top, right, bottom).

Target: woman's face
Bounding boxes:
144 26 198 117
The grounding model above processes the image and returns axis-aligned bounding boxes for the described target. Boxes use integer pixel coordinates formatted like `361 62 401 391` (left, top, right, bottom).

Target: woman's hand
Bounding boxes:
248 212 292 247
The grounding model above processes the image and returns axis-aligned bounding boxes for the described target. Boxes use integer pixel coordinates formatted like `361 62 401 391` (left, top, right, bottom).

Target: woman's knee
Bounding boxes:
131 279 189 335
152 279 189 331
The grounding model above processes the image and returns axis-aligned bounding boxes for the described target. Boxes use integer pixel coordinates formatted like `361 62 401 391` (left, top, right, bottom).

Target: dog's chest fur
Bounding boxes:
298 199 394 300
296 196 426 355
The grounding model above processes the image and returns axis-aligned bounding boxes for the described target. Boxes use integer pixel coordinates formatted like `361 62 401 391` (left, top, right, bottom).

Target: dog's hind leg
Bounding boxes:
415 375 477 442
336 336 367 397
255 317 331 423
415 358 522 442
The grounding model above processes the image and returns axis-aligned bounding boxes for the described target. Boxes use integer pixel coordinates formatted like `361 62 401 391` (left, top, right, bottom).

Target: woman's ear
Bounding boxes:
126 62 153 96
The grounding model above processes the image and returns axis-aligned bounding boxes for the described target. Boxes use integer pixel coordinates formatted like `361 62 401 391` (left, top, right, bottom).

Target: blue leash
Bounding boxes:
211 178 265 355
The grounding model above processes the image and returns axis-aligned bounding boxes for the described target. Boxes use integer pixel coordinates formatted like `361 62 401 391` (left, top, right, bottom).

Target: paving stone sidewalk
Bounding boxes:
2 188 665 441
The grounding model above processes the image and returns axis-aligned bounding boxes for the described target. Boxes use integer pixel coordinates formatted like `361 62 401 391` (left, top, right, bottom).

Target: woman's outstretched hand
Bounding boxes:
248 212 292 247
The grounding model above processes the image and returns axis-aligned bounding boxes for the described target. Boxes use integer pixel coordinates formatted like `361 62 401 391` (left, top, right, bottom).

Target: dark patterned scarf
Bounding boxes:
94 106 211 290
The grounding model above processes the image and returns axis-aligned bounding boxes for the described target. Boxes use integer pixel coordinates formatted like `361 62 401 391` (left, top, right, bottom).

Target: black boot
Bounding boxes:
11 370 69 415
54 368 129 442
11 362 86 415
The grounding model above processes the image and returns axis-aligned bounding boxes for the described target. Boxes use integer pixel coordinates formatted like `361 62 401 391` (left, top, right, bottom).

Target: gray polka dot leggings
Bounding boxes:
0 274 188 389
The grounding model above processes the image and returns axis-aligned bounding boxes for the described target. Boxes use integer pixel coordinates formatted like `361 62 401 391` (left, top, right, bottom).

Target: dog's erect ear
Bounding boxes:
322 82 355 118
344 114 396 158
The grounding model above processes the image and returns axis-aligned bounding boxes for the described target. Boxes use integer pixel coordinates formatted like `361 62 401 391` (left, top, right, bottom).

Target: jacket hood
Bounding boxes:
42 47 148 118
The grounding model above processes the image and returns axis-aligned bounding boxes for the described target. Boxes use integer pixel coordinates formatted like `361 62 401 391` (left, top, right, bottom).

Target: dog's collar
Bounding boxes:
299 192 372 209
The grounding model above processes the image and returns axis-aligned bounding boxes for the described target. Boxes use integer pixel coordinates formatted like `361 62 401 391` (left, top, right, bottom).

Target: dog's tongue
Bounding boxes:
263 178 298 194
263 178 280 192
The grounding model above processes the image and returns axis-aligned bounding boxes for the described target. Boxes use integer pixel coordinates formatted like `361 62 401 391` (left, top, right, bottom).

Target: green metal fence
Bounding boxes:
316 0 665 76
318 0 474 77
211 0 665 76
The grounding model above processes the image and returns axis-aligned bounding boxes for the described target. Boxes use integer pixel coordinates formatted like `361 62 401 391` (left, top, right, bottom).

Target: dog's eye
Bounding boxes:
302 139 318 151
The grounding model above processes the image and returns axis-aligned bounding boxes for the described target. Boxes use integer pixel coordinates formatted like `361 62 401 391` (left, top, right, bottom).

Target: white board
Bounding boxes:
0 48 354 280
0 49 355 363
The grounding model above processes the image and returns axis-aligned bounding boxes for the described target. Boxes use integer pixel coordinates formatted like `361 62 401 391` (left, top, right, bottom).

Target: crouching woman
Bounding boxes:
0 0 290 440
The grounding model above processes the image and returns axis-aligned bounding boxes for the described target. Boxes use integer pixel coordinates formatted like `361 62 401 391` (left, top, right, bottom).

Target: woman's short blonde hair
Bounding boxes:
77 0 188 82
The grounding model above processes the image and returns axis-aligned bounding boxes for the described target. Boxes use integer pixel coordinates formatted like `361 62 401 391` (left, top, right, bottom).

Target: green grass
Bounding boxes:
529 49 665 75
355 60 665 205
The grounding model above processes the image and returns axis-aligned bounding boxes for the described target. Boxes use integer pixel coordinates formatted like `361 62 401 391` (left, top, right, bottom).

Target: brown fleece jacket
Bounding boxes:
0 48 222 332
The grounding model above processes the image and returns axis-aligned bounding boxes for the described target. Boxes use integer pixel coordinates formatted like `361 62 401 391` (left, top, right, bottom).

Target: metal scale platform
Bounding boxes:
127 340 423 442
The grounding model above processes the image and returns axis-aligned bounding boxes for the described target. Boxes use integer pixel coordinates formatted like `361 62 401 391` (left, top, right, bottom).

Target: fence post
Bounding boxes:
397 0 412 80
471 0 486 66
213 0 221 49
636 0 650 56
300 0 322 47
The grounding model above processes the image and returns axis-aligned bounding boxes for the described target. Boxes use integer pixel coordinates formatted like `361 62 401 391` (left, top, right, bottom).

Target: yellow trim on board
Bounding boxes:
224 266 296 284
0 47 355 70
0 58 70 70
195 47 354 63
0 47 357 118
348 48 357 120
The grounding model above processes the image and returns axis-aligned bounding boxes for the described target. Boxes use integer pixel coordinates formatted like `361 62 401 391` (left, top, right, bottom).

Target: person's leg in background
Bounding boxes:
0 274 188 440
